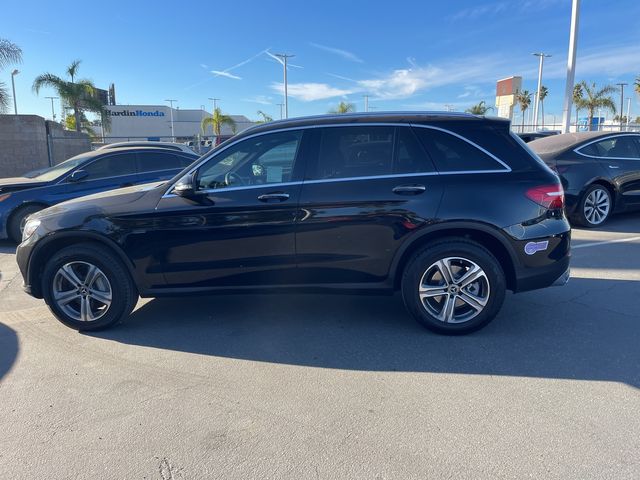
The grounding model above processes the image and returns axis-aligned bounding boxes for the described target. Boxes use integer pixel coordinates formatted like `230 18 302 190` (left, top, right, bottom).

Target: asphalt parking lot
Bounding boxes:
1 216 639 479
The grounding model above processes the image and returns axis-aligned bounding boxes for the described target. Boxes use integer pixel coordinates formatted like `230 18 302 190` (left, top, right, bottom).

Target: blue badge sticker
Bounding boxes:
524 240 549 255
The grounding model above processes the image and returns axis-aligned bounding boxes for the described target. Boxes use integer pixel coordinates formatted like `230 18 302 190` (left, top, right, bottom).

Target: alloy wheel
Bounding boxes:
418 257 490 324
52 261 112 322
584 188 610 225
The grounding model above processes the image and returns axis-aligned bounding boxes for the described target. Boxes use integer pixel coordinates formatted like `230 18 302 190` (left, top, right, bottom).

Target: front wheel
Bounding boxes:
41 244 138 331
574 185 612 227
401 240 506 335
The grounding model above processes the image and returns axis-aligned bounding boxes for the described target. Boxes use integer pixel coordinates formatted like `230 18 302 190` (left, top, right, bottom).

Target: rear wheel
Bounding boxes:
574 185 612 227
401 240 506 335
8 205 45 243
41 244 138 331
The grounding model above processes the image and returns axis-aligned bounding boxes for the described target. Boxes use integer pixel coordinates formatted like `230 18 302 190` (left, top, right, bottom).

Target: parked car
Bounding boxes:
98 141 196 155
0 147 198 242
517 131 560 143
529 131 640 227
16 113 570 334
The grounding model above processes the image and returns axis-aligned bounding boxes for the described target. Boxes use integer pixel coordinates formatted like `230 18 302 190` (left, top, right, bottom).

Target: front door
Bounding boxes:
150 129 307 289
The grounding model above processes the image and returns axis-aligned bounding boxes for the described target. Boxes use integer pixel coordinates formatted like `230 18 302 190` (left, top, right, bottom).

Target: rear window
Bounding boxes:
413 127 507 172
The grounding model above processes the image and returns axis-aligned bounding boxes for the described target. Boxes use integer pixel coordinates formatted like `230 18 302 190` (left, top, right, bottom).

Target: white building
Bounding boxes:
101 105 255 143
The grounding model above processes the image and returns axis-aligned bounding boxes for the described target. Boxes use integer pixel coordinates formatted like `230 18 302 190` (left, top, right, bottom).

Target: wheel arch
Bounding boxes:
27 232 138 298
391 222 518 292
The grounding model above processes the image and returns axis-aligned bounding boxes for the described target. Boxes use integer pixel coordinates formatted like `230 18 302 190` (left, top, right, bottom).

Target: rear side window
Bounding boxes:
578 136 640 159
137 152 193 172
82 153 137 180
413 127 507 172
314 126 394 180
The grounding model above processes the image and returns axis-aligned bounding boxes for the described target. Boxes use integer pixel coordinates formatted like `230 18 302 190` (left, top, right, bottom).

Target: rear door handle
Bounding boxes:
392 184 426 195
608 165 621 169
258 192 290 202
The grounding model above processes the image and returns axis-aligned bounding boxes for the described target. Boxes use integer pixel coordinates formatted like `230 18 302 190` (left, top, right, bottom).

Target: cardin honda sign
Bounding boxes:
106 109 165 117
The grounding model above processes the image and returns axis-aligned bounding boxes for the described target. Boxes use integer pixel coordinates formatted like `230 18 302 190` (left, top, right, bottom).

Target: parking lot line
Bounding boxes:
572 235 640 249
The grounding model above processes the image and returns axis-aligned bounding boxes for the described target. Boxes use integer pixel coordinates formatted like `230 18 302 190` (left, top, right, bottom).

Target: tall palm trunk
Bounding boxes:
521 109 525 133
588 108 594 131
74 104 82 133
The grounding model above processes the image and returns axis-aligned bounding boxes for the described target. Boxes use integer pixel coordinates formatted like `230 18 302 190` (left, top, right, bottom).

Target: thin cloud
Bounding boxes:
271 82 352 101
309 42 363 63
241 95 273 105
211 70 242 80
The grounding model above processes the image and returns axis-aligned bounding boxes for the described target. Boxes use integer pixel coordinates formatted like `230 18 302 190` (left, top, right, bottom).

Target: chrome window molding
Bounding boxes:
574 133 640 160
161 122 512 198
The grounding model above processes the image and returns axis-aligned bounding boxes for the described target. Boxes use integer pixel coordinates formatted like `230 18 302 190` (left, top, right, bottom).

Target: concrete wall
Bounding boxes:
0 114 91 178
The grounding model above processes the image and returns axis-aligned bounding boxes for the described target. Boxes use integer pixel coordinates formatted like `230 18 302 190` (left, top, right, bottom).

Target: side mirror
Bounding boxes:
173 173 197 197
69 169 88 182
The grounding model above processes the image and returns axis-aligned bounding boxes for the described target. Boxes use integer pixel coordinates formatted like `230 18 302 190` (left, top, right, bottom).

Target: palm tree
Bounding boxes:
0 38 22 112
572 83 583 126
256 110 273 123
330 101 355 114
538 86 549 128
201 107 236 145
635 75 639 97
33 60 106 133
516 90 531 132
465 101 493 115
574 81 617 131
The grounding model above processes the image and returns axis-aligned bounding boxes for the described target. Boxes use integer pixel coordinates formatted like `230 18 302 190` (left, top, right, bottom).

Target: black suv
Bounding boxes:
16 113 571 334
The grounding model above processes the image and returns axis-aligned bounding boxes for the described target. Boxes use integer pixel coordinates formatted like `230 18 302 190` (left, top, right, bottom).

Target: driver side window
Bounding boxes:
196 131 302 190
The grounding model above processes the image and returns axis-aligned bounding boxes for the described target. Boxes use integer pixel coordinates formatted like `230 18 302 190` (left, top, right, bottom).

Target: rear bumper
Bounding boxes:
513 253 570 292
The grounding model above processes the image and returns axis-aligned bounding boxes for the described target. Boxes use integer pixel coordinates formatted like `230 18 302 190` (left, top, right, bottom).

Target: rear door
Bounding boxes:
295 125 444 285
136 150 196 184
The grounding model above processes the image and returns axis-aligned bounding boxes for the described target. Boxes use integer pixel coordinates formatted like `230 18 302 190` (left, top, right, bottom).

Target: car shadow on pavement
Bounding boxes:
0 323 19 381
92 276 640 388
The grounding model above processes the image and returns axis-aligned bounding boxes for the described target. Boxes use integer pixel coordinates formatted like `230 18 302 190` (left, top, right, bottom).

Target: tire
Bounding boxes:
41 243 138 331
573 184 612 228
401 239 506 335
8 205 45 243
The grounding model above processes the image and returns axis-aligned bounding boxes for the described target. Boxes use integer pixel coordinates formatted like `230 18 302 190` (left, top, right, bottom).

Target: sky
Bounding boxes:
3 0 640 124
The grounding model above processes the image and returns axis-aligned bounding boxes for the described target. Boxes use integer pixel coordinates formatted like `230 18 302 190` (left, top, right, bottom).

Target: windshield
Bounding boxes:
30 155 90 182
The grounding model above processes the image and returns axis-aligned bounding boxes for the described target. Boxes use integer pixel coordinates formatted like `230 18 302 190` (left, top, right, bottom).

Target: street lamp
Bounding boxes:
165 99 177 142
11 69 19 115
615 83 628 131
363 95 369 112
276 103 284 120
45 96 59 120
561 0 580 134
273 53 295 119
532 53 551 130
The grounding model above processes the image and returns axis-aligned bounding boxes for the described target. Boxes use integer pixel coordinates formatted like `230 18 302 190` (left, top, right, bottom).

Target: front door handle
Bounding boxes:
608 165 621 169
258 192 290 202
392 184 426 195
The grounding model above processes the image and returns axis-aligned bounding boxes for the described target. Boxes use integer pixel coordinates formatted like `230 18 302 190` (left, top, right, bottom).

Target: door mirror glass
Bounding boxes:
68 169 88 182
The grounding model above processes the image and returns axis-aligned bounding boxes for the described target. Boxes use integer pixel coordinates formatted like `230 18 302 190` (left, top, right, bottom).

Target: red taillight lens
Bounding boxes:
526 184 565 209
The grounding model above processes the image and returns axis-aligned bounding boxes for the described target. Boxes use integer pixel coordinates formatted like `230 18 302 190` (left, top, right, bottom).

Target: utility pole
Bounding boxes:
561 0 580 134
626 97 631 130
276 103 284 120
11 69 19 114
274 53 295 118
532 53 551 131
615 83 627 131
363 95 369 112
165 99 177 142
208 97 220 113
45 96 59 121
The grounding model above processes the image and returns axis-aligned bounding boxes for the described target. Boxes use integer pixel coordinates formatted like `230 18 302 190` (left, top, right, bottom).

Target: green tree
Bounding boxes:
572 83 583 126
465 100 493 115
635 75 639 97
538 86 549 128
516 90 531 132
574 81 617 131
256 110 273 123
0 38 22 113
201 107 236 145
65 113 97 137
33 60 107 133
330 101 356 114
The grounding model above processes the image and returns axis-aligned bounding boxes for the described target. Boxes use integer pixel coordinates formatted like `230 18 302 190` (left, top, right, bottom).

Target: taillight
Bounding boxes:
526 184 564 209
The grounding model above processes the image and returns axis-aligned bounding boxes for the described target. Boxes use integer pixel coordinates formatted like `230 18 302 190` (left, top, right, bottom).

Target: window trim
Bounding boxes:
162 122 512 198
574 134 640 160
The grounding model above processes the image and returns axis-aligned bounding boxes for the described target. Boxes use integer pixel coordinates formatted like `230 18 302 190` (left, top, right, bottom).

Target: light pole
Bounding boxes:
276 103 284 120
561 0 580 134
615 83 627 131
274 53 295 118
45 96 59 120
11 69 19 115
626 97 631 130
165 99 177 142
363 95 369 112
532 53 551 131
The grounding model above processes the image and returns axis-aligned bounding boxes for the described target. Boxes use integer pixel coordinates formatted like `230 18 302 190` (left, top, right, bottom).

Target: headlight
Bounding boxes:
22 218 41 241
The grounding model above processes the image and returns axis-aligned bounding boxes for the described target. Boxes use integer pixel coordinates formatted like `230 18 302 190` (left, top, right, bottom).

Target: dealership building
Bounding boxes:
101 105 255 143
